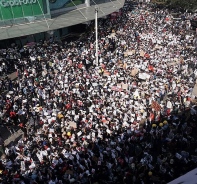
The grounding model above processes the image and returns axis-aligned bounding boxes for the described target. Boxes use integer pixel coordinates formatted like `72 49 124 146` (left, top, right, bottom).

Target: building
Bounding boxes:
0 0 125 47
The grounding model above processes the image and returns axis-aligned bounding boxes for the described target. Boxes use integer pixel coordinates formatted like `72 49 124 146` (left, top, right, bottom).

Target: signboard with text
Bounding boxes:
0 0 45 20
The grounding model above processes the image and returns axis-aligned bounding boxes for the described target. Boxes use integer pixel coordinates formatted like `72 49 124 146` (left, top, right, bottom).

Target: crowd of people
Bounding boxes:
0 1 197 184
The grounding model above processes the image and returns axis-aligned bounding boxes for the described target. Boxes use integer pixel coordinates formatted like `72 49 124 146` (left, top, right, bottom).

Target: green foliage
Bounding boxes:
165 0 197 11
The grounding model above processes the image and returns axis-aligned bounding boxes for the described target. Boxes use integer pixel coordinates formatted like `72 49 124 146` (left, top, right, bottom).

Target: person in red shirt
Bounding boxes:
10 110 16 118
65 102 72 110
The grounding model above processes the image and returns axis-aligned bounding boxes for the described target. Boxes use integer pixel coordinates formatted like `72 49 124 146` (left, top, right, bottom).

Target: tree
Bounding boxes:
165 0 197 12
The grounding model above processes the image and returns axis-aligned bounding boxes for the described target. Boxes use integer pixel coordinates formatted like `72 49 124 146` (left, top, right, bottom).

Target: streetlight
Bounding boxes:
95 6 99 66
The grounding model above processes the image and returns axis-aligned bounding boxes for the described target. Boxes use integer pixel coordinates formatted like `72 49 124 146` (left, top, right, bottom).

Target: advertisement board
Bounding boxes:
0 0 45 20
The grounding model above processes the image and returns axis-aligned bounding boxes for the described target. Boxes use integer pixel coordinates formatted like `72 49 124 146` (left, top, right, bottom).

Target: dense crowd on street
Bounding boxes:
0 1 197 184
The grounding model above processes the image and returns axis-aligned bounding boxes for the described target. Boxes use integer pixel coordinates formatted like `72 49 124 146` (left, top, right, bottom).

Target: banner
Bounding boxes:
0 0 45 20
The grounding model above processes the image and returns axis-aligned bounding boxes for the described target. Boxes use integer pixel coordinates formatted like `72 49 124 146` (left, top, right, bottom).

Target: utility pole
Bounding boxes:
95 6 99 66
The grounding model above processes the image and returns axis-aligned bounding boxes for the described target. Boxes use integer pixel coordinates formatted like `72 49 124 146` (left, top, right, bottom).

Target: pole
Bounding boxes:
85 0 90 7
95 6 99 66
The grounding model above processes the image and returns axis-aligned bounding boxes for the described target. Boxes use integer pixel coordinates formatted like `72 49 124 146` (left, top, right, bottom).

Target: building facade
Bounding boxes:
0 0 124 46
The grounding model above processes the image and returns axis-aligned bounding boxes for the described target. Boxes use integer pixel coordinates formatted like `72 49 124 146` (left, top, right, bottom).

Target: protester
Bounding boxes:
0 1 197 184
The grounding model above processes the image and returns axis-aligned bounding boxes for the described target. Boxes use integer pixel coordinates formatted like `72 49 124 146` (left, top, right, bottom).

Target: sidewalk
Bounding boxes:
3 129 24 147
0 124 23 147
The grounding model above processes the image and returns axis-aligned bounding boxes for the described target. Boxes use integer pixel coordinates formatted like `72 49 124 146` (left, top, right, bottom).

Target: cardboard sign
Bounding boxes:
108 33 116 38
138 73 150 80
117 83 122 88
103 70 110 76
119 77 124 81
92 83 98 87
69 121 77 129
128 51 134 55
77 131 82 137
167 57 182 66
140 50 145 57
111 86 122 92
154 45 163 50
49 128 54 133
129 50 136 55
131 68 139 76
124 52 128 57
122 83 128 90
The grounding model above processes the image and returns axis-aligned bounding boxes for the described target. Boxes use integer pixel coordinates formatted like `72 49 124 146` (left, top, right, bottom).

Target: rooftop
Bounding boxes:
0 0 124 40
